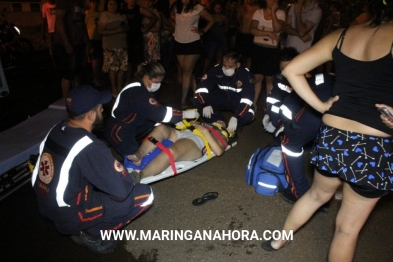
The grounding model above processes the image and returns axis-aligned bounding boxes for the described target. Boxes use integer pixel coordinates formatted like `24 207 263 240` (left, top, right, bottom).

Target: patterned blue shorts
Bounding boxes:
310 125 393 192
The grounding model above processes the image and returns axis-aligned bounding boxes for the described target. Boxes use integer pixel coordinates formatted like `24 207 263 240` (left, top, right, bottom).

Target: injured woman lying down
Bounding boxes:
128 121 230 182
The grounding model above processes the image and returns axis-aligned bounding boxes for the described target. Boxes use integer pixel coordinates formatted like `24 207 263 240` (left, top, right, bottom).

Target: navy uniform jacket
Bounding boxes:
32 121 142 235
105 80 183 155
266 73 334 130
266 73 292 128
194 65 255 120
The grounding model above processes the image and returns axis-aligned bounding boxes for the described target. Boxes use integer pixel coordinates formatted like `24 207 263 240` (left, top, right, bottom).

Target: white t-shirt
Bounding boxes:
42 2 56 33
173 4 204 43
286 3 322 53
252 8 286 31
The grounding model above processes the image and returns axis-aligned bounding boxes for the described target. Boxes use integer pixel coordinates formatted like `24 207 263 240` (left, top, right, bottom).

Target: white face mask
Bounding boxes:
147 82 161 92
222 67 235 76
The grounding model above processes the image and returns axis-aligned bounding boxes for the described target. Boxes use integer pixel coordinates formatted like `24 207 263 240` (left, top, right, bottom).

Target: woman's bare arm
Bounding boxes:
282 30 342 113
194 124 225 156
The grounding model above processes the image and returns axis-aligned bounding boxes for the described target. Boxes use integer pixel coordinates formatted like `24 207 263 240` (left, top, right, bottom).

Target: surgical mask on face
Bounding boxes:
222 67 235 76
147 82 161 92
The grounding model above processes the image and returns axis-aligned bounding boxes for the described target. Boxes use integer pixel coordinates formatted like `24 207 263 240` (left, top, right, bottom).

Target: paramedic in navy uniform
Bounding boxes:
192 49 255 133
32 85 154 254
105 62 199 159
263 47 334 206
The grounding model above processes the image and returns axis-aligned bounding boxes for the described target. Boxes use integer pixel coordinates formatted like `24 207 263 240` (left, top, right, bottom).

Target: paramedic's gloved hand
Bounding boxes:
263 115 276 133
202 106 214 118
183 109 199 119
227 117 238 132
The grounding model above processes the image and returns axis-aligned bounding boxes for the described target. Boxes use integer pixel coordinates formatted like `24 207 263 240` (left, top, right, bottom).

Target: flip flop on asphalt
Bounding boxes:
261 239 291 251
192 192 218 206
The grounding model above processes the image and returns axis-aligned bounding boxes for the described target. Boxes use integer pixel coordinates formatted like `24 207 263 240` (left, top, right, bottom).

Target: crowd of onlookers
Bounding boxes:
41 0 369 106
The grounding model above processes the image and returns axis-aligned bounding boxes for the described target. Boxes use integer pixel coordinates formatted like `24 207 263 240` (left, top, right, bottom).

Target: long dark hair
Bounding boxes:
175 0 198 14
368 0 393 27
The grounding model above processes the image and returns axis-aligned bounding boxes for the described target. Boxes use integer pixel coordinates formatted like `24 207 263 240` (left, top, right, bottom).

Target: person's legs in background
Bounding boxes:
265 75 274 95
253 73 264 112
177 54 199 108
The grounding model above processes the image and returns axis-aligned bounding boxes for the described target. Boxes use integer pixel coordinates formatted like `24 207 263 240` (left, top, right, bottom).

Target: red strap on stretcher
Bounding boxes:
145 136 177 175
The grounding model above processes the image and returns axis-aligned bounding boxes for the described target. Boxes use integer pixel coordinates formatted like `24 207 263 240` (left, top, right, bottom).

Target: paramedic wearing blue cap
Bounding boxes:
192 49 255 133
105 62 199 159
32 85 154 254
263 50 334 206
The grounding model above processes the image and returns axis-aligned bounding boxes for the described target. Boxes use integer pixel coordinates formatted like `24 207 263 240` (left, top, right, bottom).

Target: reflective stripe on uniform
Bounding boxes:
32 126 56 186
271 105 280 114
111 82 141 118
281 144 304 157
280 105 292 120
278 83 292 93
240 98 253 106
162 107 173 123
57 136 93 207
249 108 255 115
141 191 154 207
266 97 280 104
195 88 209 94
217 84 242 93
315 73 324 85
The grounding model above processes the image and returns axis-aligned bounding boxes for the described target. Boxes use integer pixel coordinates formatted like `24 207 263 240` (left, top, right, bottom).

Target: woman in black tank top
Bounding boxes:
261 1 393 261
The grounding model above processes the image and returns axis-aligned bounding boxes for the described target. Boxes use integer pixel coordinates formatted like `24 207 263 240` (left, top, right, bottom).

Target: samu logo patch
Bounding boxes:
39 153 54 184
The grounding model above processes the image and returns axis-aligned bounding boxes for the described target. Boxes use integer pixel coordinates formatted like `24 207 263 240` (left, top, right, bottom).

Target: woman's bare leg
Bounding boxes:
177 62 182 84
328 183 380 262
177 54 200 106
265 75 274 96
253 73 264 112
270 170 342 249
141 138 203 177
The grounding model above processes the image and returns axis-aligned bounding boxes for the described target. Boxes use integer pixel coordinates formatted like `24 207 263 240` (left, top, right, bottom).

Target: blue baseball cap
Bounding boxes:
66 85 112 117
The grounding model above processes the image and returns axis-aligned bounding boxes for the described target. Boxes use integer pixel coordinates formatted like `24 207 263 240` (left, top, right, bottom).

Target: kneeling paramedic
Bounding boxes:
32 86 154 254
263 48 334 204
192 49 255 133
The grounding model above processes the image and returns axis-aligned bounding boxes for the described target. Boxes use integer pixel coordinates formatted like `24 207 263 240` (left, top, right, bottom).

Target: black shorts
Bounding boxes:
54 44 85 80
318 168 389 198
311 124 393 198
174 40 202 56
